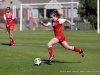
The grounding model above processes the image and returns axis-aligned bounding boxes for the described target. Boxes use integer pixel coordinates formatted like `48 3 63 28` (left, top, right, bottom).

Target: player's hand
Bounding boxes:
15 17 17 20
40 20 44 25
71 23 75 26
6 25 9 27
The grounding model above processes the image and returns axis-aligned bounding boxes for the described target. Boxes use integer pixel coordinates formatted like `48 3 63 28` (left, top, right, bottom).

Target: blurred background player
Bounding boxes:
41 9 84 62
4 7 15 46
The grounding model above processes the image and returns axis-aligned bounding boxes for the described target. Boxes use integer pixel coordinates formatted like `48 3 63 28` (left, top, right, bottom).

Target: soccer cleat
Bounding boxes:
49 55 55 63
10 44 14 46
79 49 84 57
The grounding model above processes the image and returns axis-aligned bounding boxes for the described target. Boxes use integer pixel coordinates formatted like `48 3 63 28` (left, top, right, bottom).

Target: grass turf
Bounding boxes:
0 30 100 75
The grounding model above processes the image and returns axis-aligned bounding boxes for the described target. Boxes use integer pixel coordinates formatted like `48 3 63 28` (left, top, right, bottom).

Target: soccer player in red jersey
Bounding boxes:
4 7 15 46
41 10 84 62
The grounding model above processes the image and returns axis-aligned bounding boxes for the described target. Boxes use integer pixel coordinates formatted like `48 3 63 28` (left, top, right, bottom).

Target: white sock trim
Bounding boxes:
69 46 74 50
48 45 52 48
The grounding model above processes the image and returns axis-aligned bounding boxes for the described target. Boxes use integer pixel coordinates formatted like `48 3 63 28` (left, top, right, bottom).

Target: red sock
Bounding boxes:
10 37 12 45
12 38 14 44
10 37 14 45
73 47 81 53
48 47 53 57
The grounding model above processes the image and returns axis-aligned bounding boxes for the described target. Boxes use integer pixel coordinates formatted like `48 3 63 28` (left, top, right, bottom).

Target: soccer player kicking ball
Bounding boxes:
40 9 84 63
4 7 15 46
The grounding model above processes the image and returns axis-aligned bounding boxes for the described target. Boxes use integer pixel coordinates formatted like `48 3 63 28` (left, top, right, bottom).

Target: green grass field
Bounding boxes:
0 30 100 75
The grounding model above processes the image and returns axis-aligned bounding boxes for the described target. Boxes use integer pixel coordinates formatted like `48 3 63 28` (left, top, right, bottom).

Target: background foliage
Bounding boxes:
78 0 97 29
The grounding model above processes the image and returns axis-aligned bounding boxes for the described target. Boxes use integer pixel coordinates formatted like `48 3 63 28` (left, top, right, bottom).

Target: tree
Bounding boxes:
78 0 97 29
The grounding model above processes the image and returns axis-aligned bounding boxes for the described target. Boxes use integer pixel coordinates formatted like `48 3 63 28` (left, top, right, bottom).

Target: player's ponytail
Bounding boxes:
51 9 62 18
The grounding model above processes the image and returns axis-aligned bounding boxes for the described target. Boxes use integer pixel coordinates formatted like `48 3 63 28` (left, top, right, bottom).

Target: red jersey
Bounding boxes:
52 20 63 36
48 19 66 42
48 19 66 35
4 12 14 26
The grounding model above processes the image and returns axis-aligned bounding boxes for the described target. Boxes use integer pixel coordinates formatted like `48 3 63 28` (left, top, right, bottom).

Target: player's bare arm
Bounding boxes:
66 19 75 26
4 20 9 27
13 18 16 21
40 20 50 27
4 15 8 27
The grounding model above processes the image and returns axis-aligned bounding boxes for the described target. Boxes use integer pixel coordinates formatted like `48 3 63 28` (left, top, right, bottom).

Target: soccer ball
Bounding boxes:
34 58 42 65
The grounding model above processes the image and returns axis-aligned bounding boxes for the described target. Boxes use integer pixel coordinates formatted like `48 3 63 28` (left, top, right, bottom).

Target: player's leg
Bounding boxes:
47 37 59 62
6 26 9 33
9 28 14 46
60 41 84 57
6 26 11 45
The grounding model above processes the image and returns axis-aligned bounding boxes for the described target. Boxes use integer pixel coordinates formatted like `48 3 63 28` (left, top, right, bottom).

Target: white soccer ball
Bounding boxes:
34 58 42 65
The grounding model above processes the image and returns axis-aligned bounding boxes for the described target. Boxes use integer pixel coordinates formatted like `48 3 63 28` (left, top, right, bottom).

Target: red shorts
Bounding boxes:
6 25 14 31
55 34 66 42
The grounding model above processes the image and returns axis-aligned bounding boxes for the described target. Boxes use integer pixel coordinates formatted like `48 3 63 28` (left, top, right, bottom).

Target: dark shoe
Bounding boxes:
49 55 55 63
79 49 84 57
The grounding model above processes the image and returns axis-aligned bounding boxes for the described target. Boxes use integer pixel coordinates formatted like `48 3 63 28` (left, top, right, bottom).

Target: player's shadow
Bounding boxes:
42 60 81 65
1 43 11 46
